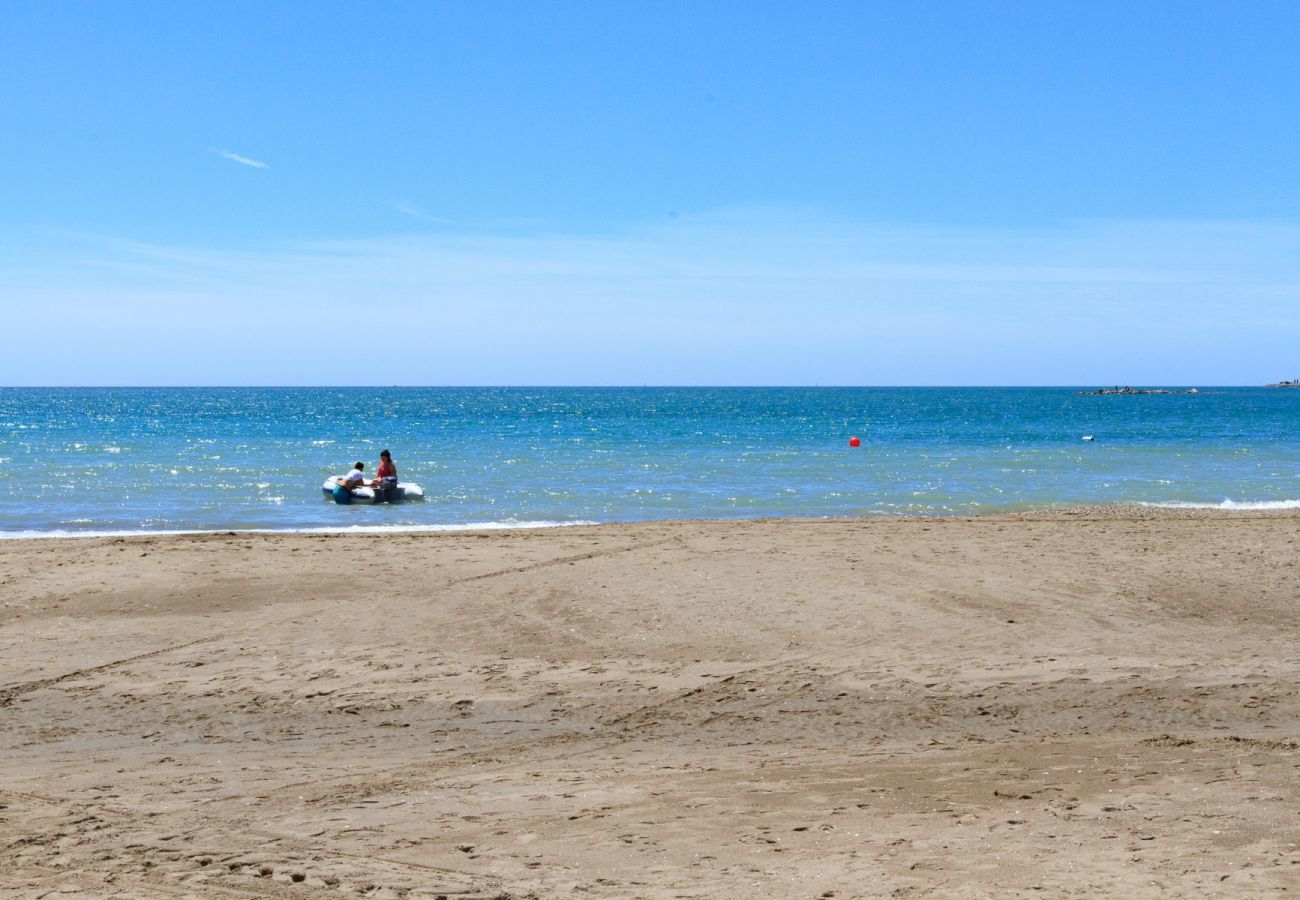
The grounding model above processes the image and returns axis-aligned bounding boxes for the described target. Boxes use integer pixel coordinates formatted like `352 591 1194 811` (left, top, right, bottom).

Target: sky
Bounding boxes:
2 1 1298 385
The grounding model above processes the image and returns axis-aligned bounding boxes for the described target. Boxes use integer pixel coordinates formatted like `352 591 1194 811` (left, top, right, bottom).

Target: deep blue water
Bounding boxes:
1 387 1297 535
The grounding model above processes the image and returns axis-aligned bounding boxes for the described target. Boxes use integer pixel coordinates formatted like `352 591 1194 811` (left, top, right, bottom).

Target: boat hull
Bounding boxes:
322 477 424 504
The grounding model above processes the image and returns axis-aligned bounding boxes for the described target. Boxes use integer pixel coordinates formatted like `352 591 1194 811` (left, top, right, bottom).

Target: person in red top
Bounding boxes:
376 449 397 480
373 449 399 502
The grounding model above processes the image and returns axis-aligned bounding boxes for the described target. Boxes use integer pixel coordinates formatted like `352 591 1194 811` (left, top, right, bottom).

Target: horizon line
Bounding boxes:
0 383 1287 390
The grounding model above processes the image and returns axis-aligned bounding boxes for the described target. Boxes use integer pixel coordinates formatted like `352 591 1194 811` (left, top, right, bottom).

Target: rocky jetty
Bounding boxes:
1079 386 1200 395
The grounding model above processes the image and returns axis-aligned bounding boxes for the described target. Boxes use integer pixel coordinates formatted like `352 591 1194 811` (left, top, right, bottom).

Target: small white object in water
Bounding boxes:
1082 435 1095 441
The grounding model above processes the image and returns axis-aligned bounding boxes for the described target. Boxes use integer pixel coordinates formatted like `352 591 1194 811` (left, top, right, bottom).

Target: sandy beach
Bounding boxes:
2 509 1298 898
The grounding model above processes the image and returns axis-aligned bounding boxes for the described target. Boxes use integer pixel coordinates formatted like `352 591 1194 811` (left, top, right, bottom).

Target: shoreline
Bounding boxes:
4 512 1299 896
4 499 1300 540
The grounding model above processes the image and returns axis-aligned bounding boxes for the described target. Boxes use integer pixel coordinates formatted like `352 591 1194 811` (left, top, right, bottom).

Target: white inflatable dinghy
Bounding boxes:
322 476 425 504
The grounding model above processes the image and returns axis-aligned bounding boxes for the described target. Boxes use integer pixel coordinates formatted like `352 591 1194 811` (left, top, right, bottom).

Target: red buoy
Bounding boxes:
849 436 861 448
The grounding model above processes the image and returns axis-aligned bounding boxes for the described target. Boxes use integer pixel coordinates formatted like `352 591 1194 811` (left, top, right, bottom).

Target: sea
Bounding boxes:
1 387 1297 537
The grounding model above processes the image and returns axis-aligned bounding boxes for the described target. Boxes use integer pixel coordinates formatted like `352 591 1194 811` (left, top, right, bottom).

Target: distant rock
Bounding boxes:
1078 386 1200 395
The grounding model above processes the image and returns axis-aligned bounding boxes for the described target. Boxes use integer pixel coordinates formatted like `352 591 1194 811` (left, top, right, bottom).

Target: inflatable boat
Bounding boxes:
322 476 425 504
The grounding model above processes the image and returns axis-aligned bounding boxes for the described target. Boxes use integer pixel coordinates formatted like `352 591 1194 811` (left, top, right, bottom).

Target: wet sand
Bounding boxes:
2 509 1299 898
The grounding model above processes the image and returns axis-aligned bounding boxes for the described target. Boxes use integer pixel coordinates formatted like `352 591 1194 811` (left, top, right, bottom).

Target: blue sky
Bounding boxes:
2 1 1298 385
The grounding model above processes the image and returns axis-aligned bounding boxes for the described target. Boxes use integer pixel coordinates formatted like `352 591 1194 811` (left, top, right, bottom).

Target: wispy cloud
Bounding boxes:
392 202 452 224
213 148 270 169
8 213 1300 384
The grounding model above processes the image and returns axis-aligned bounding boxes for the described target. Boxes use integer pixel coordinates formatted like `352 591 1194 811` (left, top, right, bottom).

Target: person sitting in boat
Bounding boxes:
373 449 398 502
376 449 397 480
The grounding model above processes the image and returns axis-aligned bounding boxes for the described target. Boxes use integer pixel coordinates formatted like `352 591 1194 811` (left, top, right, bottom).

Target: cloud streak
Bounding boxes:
213 149 270 169
393 202 453 224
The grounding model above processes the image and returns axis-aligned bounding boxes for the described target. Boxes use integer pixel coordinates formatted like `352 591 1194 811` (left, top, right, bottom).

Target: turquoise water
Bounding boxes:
1 387 1297 536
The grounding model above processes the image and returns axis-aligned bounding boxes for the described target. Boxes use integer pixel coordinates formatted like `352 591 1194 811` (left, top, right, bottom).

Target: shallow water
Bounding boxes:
1 386 1297 535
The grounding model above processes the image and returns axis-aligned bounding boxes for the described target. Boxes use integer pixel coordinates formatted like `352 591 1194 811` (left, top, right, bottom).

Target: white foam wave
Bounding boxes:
1144 499 1300 510
287 520 602 535
0 521 602 540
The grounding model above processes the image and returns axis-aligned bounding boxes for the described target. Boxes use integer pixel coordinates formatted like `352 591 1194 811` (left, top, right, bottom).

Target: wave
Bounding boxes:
0 520 603 540
1143 499 1300 510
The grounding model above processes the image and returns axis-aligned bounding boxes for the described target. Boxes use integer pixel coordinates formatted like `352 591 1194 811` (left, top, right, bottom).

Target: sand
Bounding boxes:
2 509 1299 898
